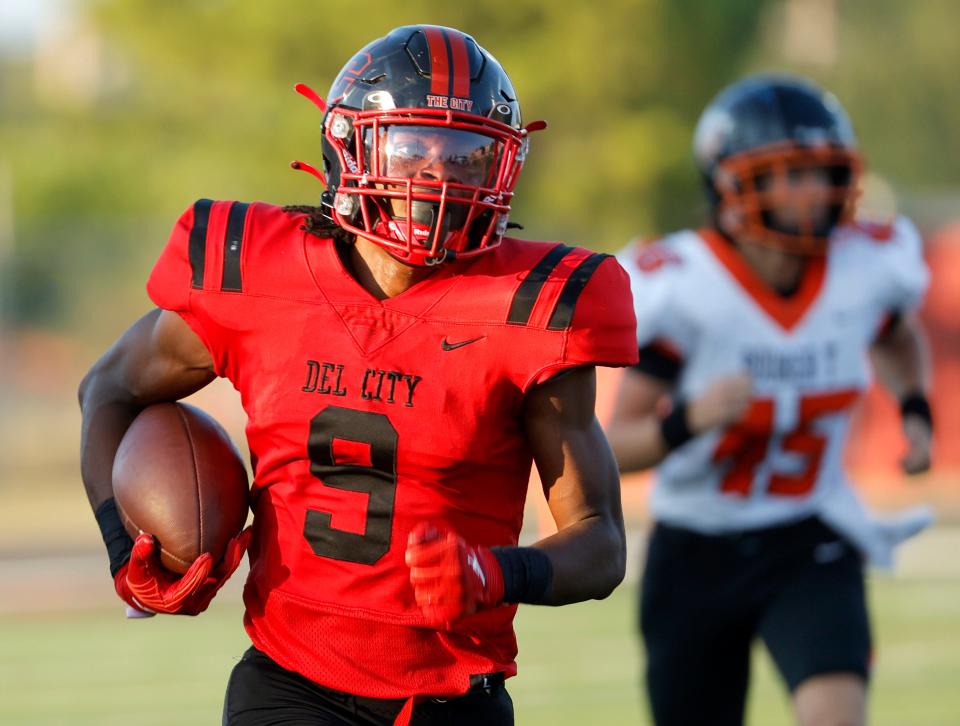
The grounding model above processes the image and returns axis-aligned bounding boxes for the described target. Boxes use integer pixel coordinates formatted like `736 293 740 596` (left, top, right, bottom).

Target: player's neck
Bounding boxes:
344 236 438 300
734 238 807 297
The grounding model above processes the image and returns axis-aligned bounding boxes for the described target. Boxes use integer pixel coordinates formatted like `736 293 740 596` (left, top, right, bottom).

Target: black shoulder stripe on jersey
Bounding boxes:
506 244 574 325
189 198 213 289
546 253 610 331
221 201 249 292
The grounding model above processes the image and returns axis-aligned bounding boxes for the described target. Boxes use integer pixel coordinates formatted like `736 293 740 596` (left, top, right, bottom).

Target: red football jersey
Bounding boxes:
147 200 637 698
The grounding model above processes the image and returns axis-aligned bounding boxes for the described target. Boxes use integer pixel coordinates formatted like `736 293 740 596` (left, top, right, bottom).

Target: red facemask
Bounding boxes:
325 106 543 265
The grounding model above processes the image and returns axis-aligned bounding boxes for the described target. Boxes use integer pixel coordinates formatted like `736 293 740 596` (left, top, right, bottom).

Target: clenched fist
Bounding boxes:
405 523 504 628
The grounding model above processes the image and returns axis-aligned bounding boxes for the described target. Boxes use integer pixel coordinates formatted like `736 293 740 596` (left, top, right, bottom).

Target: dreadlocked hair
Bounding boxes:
282 204 355 245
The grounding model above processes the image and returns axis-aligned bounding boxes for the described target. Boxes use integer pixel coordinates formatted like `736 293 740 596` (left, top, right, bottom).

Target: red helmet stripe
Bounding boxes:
423 27 450 96
446 30 470 98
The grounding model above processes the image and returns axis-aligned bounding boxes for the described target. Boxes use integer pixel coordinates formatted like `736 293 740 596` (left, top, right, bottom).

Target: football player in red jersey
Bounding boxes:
609 75 933 726
79 25 637 725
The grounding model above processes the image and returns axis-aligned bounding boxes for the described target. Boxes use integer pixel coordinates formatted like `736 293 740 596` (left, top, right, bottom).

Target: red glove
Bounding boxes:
114 527 252 616
405 522 505 628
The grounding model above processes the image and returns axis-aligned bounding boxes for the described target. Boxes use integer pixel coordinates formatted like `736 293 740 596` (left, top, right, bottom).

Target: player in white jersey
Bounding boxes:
608 75 934 726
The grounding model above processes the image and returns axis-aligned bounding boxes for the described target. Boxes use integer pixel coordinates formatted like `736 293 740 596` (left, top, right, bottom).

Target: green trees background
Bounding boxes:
2 0 959 342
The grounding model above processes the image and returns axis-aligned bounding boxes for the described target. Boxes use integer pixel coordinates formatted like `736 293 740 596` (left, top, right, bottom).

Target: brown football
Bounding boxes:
112 402 249 574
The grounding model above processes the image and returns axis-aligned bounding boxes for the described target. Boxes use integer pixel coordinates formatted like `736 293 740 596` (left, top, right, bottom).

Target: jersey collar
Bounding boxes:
304 232 463 316
699 228 827 332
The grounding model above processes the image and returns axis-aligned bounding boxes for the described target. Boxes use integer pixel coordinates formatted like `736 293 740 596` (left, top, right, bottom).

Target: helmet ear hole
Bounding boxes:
488 103 513 124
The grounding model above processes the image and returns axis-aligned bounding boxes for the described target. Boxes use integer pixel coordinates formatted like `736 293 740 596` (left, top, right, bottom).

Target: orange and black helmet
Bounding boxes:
693 74 861 255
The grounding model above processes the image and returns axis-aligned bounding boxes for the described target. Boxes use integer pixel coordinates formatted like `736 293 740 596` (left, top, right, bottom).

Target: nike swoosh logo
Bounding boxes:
441 335 485 351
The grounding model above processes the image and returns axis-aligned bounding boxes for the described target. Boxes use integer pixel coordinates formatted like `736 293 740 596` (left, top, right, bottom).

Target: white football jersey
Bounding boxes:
618 218 930 563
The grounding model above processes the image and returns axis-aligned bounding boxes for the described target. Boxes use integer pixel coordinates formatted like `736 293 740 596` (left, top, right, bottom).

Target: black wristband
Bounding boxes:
659 399 694 450
94 498 134 577
491 546 554 604
900 393 933 429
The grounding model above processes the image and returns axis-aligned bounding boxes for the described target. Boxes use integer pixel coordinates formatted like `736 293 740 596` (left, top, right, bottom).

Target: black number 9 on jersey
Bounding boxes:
303 406 398 565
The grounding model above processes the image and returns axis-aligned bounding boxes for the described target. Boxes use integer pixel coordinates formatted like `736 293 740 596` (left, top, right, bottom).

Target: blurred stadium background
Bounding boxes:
1 1 958 723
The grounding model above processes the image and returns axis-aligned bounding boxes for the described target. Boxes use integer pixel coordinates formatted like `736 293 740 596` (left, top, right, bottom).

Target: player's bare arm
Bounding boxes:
79 309 215 510
79 310 246 617
523 366 627 603
607 368 752 473
406 366 631 626
606 369 671 472
870 312 933 474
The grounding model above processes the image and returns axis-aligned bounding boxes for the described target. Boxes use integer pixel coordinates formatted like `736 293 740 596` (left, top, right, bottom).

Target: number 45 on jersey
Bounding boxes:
714 389 859 498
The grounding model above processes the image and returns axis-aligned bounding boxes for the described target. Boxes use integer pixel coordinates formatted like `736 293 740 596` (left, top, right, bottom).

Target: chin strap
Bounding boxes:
426 202 452 257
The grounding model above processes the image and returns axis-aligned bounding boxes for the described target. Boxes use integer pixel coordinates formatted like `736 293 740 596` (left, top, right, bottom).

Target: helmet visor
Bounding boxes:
371 125 499 189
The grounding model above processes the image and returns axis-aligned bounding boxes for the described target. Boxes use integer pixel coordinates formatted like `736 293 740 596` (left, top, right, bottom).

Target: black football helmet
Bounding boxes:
294 25 544 265
692 74 861 254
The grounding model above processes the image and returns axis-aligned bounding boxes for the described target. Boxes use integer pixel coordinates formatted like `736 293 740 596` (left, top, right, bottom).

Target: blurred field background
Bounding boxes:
1 0 959 724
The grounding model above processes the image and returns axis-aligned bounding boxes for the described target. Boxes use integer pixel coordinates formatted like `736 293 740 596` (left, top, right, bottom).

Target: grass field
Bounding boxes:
2 577 959 725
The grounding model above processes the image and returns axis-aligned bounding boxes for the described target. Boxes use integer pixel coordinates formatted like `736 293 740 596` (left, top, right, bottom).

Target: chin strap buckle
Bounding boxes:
424 248 454 266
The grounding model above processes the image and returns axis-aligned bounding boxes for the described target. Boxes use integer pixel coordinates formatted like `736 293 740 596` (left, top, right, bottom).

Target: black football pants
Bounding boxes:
640 516 871 726
223 646 514 726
